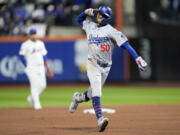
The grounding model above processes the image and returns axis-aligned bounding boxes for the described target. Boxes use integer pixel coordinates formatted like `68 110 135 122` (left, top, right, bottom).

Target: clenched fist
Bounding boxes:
84 8 98 16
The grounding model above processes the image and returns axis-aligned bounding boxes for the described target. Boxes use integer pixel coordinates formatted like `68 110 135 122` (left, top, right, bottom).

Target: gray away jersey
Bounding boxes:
82 19 128 65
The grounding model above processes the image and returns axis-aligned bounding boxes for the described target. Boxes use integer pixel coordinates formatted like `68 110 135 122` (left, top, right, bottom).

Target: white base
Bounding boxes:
83 108 116 114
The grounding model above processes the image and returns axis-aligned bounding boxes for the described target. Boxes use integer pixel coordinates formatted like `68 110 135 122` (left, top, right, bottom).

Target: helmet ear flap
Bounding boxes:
101 18 111 25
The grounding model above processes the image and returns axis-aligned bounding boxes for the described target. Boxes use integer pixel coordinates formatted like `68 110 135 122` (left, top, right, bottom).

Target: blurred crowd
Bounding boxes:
158 0 180 19
149 0 180 23
0 0 112 36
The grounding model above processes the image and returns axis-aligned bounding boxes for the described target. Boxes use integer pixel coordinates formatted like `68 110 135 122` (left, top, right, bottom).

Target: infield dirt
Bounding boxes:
0 104 180 135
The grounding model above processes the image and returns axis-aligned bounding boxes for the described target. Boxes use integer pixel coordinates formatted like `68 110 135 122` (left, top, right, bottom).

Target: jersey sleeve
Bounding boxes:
19 43 26 56
82 19 93 31
110 28 128 47
41 41 48 56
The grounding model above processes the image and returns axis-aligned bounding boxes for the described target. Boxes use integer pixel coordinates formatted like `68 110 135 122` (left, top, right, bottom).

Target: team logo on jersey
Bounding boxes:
121 33 126 39
88 34 109 45
31 48 42 54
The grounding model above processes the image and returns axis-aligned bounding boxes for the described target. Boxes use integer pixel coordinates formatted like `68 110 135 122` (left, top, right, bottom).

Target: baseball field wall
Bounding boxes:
0 37 125 83
129 37 180 81
132 0 180 81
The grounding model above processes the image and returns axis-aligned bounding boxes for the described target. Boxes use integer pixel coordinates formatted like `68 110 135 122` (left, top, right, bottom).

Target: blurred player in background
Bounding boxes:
69 6 147 132
19 28 53 110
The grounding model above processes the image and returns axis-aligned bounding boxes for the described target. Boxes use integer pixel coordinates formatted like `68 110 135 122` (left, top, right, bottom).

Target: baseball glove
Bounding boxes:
46 68 54 79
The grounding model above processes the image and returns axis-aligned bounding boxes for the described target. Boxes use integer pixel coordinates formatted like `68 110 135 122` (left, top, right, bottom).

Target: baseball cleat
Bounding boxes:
27 96 34 107
27 96 42 110
34 104 42 110
69 92 79 113
98 117 109 132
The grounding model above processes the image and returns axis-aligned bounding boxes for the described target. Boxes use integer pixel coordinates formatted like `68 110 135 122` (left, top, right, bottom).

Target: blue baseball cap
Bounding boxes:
29 28 37 35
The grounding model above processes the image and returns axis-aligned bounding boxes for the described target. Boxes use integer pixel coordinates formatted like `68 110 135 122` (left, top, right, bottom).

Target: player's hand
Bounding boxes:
85 8 97 16
135 56 147 71
46 68 54 79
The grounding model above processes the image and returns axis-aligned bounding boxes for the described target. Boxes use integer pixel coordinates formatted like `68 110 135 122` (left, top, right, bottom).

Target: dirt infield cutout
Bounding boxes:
0 104 180 135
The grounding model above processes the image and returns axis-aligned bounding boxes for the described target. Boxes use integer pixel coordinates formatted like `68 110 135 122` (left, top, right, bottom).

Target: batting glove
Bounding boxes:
135 56 147 71
85 8 95 16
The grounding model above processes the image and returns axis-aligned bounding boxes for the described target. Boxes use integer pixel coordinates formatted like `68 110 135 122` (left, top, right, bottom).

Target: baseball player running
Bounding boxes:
69 6 147 132
19 28 53 110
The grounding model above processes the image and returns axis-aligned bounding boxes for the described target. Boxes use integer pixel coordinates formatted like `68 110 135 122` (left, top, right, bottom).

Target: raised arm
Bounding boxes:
77 8 96 26
77 12 87 26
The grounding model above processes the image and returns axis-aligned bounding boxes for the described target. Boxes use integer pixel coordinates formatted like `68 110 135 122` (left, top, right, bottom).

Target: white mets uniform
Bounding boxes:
82 19 128 97
19 39 47 108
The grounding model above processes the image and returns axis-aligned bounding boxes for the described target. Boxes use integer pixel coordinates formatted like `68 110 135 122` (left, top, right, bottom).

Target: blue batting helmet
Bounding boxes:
98 5 112 25
29 28 37 35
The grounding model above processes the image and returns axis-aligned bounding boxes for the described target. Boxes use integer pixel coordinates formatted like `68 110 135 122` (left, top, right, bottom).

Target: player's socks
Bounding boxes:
92 96 103 119
83 91 90 101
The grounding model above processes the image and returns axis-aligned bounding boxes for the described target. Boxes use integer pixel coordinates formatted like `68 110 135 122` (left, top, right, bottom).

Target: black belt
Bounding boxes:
88 58 109 68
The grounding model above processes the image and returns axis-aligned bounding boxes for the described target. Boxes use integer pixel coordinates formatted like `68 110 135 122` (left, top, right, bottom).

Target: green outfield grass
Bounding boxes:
0 86 180 108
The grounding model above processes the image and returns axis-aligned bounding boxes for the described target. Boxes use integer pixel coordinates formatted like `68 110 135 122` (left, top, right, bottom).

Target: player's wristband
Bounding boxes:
44 61 48 67
43 55 48 67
